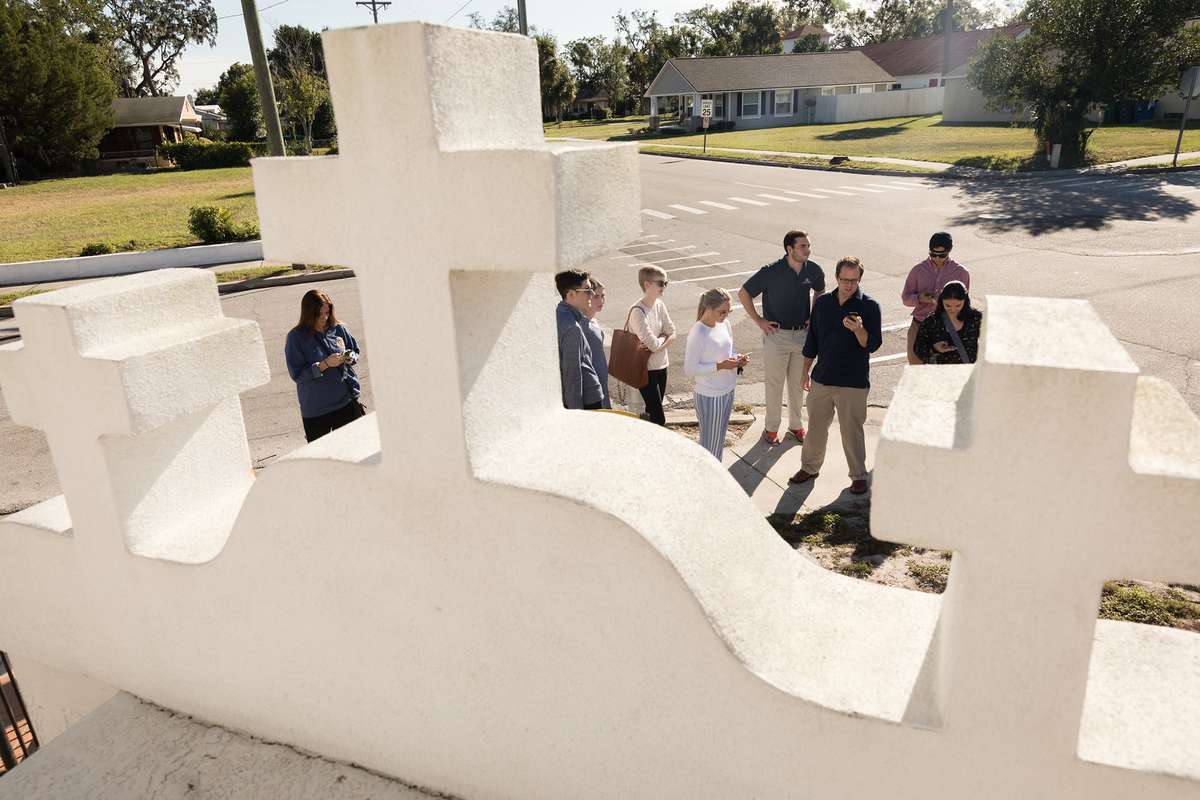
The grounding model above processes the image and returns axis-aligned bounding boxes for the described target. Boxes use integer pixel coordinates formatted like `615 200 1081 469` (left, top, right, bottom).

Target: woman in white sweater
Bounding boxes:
684 288 748 460
628 265 677 425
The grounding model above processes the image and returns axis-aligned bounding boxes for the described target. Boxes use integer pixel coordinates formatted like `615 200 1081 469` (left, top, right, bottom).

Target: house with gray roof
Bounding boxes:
97 96 202 167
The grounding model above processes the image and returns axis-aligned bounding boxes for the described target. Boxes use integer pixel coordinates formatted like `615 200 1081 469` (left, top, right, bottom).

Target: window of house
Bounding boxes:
890 83 902 91
875 83 891 93
928 78 940 88
773 90 794 115
821 86 834 96
857 85 874 94
714 93 725 118
740 91 760 116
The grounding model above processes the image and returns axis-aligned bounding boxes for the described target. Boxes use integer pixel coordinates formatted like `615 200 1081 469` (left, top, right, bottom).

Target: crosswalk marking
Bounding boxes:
783 190 829 199
882 183 925 191
727 196 769 206
666 259 742 273
698 200 739 210
757 193 799 203
646 251 720 264
882 321 911 332
811 188 856 196
623 239 674 248
668 204 707 215
840 185 884 193
673 269 757 284
612 245 692 259
865 183 915 191
642 209 674 219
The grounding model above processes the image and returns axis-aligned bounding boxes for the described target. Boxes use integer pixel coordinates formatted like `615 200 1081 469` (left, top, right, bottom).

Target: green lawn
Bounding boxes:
0 167 257 263
546 114 1200 168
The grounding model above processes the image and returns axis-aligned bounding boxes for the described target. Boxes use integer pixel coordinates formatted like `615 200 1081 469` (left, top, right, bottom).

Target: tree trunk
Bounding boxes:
0 118 17 185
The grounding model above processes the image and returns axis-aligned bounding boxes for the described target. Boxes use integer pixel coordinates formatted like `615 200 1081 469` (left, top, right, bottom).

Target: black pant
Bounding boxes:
302 398 366 443
639 368 668 426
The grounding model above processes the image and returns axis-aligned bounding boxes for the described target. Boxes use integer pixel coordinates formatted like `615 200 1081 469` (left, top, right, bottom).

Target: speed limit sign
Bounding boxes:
700 98 713 130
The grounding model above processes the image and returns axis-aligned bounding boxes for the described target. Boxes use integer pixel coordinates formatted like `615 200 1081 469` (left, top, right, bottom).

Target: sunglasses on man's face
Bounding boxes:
929 252 949 261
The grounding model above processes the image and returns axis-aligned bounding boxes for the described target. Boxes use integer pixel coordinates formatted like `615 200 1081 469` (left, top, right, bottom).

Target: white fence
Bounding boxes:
814 86 944 124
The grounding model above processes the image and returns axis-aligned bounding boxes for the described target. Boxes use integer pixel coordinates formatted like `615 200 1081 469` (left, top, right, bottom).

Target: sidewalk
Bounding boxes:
720 405 884 519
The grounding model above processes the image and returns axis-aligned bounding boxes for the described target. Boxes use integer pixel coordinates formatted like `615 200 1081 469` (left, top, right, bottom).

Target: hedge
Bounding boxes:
160 140 259 170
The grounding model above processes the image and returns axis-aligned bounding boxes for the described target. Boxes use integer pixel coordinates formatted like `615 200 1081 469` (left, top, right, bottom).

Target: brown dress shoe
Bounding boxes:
788 469 818 485
849 479 869 495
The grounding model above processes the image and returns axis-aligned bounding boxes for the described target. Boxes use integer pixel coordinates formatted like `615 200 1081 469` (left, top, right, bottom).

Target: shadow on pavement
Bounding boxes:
944 174 1199 235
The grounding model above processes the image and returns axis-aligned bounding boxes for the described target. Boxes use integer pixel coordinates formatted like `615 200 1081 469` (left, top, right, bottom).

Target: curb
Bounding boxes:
0 268 357 321
638 149 969 179
0 240 263 287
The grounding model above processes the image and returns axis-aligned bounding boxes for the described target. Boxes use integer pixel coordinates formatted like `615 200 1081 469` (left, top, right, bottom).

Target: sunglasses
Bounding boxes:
652 280 669 287
929 252 949 260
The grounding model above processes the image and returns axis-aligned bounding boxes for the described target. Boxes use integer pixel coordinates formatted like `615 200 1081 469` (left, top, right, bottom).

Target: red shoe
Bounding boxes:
762 430 780 445
789 427 806 443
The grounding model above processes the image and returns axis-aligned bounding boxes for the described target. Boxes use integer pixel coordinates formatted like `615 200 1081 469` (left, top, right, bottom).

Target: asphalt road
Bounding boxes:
2 154 1198 513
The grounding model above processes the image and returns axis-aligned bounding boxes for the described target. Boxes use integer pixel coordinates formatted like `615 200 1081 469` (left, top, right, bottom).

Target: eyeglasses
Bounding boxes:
929 252 949 261
572 286 595 295
837 276 861 284
652 280 669 287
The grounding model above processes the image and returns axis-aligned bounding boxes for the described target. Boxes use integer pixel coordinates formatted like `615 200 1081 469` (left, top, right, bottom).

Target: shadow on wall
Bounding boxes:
945 174 1200 235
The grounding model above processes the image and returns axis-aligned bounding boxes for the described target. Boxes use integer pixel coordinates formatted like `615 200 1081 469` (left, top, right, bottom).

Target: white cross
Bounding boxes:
0 270 269 563
872 295 1200 774
251 22 640 475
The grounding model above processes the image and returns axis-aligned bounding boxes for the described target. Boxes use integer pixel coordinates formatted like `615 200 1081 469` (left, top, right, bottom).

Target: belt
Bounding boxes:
772 322 806 331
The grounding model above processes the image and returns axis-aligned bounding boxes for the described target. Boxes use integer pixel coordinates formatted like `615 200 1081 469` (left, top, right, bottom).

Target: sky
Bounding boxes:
174 0 712 95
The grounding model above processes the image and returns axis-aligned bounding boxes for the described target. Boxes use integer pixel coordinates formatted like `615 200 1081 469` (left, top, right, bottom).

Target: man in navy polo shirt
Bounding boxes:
737 229 825 445
788 255 881 495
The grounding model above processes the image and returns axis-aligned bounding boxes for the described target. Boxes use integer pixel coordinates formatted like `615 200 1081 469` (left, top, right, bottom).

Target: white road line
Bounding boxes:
864 183 915 191
612 245 693 259
882 321 911 332
668 204 707 215
757 193 799 203
666 259 742 273
642 209 674 219
870 352 908 365
840 185 884 193
882 183 926 190
697 200 740 210
622 239 674 248
812 188 857 196
646 251 720 264
673 269 758 284
727 196 769 206
783 190 830 199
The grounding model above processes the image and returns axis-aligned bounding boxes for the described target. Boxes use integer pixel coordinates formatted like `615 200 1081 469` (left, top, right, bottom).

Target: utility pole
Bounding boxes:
517 0 528 35
1174 67 1199 167
941 0 954 82
355 0 391 24
240 0 286 157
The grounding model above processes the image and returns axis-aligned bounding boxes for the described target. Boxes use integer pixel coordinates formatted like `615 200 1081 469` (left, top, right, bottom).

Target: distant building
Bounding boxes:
96 96 203 167
782 25 832 53
194 104 231 134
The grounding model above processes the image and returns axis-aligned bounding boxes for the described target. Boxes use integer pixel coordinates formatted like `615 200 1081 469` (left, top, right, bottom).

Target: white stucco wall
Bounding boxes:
0 22 1198 800
943 76 1031 123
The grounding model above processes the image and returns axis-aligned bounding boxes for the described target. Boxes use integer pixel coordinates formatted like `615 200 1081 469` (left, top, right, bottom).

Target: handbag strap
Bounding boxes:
942 312 970 363
623 303 648 333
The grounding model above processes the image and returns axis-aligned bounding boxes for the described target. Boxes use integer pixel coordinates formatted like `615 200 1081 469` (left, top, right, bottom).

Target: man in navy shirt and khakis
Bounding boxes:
789 255 882 495
737 230 825 445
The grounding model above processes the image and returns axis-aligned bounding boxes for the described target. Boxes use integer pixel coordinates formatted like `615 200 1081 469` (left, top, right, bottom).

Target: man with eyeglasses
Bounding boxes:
737 229 826 445
902 231 970 365
555 269 604 410
789 256 881 496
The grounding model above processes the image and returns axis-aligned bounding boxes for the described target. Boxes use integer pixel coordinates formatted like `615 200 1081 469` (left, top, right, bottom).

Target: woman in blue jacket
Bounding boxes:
284 289 365 442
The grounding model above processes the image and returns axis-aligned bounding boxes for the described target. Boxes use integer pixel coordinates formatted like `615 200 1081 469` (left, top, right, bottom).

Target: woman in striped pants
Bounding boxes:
684 288 748 460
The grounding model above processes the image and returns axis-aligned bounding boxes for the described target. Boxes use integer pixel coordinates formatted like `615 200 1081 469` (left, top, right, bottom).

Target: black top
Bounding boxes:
914 309 982 364
802 290 883 389
741 257 826 330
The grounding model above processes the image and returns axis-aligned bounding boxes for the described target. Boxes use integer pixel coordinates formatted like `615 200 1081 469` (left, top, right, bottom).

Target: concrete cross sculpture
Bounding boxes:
0 270 268 563
873 296 1200 787
1 20 1199 800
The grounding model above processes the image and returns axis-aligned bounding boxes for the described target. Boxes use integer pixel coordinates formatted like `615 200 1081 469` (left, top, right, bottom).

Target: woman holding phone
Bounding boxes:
684 288 748 460
284 289 366 442
914 280 981 365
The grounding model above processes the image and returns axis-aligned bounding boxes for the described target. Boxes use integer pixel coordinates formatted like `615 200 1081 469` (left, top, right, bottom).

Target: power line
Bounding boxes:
218 0 293 22
445 0 475 23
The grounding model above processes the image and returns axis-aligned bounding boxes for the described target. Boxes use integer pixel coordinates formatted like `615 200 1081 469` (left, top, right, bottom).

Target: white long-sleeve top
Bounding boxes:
684 319 737 397
628 299 676 371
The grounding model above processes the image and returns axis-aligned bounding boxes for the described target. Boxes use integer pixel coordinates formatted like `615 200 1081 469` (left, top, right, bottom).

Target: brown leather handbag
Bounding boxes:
608 305 652 389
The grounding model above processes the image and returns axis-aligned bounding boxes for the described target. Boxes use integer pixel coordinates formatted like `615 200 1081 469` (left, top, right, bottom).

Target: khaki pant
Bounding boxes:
763 329 808 433
800 381 869 480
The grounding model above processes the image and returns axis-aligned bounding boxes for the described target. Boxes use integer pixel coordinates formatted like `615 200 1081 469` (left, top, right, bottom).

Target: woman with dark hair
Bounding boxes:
284 289 366 442
913 280 982 365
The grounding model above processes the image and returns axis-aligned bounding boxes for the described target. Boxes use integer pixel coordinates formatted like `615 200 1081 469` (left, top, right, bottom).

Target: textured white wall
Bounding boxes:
0 21 1198 800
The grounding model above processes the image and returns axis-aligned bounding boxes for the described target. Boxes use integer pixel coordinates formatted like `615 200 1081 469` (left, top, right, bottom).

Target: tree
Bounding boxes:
194 85 220 105
835 0 998 47
0 0 116 175
535 34 575 123
615 10 701 106
564 36 632 114
216 62 261 141
269 24 335 143
278 64 329 151
675 1 783 56
466 5 534 34
969 0 1200 167
104 0 217 96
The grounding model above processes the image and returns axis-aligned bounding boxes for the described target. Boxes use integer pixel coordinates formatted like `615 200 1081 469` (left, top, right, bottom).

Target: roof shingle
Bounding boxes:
654 50 894 95
850 24 1028 78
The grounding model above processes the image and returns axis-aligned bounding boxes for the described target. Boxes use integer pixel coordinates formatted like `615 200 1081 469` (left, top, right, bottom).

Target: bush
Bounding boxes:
79 242 115 256
161 140 258 170
590 107 612 120
188 204 260 244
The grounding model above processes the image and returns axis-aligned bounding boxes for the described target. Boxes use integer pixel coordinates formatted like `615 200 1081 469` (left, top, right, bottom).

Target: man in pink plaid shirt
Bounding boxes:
902 231 970 365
